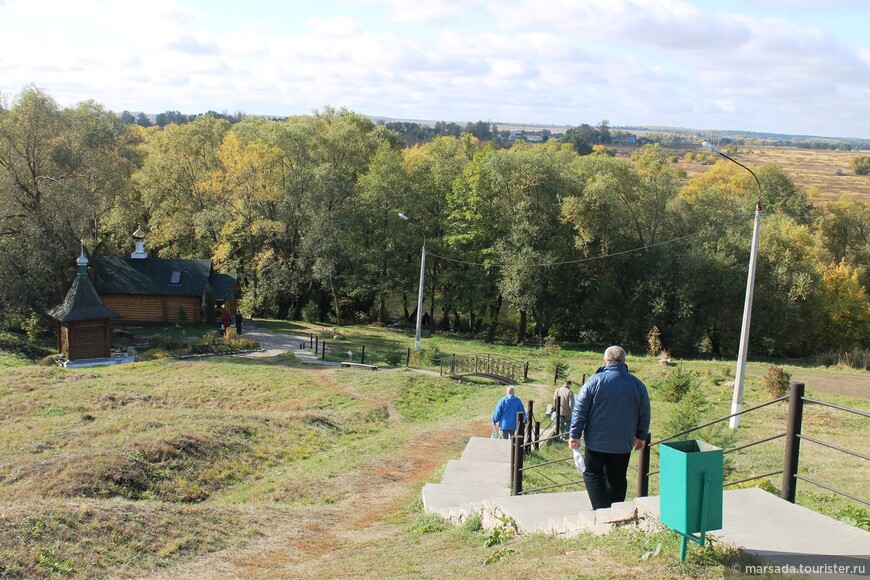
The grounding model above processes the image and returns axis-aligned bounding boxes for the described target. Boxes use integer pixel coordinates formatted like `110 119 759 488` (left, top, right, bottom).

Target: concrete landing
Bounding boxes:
423 436 870 563
637 490 870 562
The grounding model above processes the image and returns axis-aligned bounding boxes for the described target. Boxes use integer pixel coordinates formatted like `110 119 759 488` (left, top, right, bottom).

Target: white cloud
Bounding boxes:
0 0 868 137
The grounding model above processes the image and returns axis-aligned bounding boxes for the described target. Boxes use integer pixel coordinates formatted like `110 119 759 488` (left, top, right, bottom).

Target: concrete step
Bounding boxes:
424 436 870 566
422 482 510 519
490 492 591 534
441 459 510 486
460 436 512 462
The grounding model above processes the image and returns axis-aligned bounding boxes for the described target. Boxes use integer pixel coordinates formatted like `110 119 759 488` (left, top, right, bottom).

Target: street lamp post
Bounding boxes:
702 141 762 428
399 213 426 351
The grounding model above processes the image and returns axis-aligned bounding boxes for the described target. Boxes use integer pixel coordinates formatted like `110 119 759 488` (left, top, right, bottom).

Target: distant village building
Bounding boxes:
47 247 120 362
93 227 240 324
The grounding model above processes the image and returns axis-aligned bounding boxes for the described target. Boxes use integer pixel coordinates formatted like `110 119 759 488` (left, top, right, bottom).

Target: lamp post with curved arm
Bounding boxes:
702 141 762 428
399 213 426 351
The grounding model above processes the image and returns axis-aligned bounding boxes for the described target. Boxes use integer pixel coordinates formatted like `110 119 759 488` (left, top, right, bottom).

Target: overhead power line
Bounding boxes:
427 210 756 269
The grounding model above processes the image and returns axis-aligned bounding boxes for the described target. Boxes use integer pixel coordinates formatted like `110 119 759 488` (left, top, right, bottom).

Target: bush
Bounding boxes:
850 154 870 176
22 312 47 342
383 347 405 367
422 343 441 366
655 366 698 403
763 366 791 398
663 387 708 436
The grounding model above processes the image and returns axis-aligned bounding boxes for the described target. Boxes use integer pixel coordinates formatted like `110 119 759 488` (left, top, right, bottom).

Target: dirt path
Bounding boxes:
782 369 870 400
146 366 488 579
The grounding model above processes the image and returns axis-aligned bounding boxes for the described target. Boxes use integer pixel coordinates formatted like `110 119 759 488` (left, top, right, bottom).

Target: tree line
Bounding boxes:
2 86 870 358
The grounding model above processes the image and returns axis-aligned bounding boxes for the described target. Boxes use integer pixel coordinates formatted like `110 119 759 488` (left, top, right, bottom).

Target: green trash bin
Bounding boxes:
659 439 723 561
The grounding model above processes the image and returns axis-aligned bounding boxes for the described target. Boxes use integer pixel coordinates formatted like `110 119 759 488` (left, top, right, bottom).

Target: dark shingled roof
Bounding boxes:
94 257 237 300
48 275 120 322
209 272 239 300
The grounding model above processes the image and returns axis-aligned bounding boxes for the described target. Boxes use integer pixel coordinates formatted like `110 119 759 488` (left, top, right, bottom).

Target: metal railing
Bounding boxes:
637 381 869 506
300 332 406 366
511 381 869 509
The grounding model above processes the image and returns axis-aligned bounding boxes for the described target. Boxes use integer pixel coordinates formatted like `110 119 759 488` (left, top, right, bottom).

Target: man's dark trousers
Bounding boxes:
583 448 632 509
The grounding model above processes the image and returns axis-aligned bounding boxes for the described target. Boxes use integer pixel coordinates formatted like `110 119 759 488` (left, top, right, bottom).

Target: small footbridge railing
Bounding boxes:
441 353 528 385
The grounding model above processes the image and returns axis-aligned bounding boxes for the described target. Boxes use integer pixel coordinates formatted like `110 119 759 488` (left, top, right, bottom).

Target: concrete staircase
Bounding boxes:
423 437 870 560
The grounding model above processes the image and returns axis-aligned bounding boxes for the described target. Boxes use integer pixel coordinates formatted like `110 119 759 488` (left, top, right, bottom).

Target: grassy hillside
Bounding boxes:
0 322 867 577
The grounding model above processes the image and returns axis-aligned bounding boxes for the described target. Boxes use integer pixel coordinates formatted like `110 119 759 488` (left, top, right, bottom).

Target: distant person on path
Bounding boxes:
492 385 527 440
553 380 575 435
221 312 232 337
234 311 243 335
569 346 650 509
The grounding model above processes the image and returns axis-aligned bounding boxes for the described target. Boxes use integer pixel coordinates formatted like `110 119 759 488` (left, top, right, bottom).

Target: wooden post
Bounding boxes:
406 347 411 366
510 428 516 491
512 433 524 495
315 336 319 352
636 433 652 497
516 411 525 456
527 401 535 443
782 381 805 503
361 345 365 364
534 421 540 451
524 361 529 381
322 340 326 360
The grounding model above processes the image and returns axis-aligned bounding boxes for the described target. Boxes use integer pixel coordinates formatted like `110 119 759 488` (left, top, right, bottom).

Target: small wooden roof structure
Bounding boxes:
47 246 120 361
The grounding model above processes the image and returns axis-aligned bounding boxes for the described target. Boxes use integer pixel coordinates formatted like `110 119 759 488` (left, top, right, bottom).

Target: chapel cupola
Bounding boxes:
131 226 147 259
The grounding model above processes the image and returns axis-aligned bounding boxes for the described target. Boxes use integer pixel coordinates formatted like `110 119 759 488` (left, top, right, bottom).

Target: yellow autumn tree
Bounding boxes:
818 260 870 350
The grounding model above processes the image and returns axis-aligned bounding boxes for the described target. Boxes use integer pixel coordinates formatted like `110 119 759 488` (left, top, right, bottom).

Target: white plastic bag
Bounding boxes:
572 446 586 472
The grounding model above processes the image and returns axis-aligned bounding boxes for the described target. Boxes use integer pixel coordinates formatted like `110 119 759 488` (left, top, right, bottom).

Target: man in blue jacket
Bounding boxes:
492 385 527 439
569 346 650 509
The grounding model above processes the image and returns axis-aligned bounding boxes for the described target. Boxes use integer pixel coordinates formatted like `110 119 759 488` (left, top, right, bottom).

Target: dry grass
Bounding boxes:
651 145 870 203
0 330 866 577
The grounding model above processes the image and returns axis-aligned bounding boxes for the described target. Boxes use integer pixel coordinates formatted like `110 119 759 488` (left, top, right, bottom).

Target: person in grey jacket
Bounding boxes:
569 346 650 509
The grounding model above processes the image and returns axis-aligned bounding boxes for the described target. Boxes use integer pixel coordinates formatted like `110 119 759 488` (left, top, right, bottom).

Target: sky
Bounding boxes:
1 0 869 139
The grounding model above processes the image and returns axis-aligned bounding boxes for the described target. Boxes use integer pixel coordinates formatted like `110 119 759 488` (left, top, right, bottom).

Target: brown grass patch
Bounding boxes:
669 146 870 203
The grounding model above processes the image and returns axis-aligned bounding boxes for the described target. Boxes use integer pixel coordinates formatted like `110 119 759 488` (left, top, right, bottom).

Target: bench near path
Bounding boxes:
423 437 870 566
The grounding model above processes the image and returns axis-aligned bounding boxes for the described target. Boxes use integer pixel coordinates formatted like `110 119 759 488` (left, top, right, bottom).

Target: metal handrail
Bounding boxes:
521 431 566 450
725 433 786 455
725 470 783 487
802 397 870 418
649 395 789 448
522 455 573 470
513 382 869 508
794 475 870 507
798 434 870 462
522 478 585 494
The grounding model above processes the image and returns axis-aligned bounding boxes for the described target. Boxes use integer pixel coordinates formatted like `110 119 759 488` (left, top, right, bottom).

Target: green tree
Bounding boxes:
355 141 409 323
0 86 136 329
127 115 230 258
850 155 870 176
818 194 870 284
